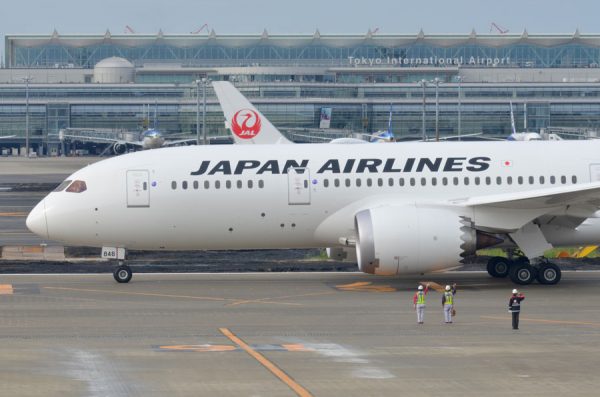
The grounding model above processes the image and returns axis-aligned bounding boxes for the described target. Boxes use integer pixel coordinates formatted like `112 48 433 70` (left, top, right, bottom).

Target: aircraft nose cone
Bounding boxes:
26 199 49 239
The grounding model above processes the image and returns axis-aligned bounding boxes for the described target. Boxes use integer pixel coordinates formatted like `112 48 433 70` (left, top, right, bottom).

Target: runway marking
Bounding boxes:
227 291 334 306
220 328 313 397
0 212 27 217
335 282 396 292
481 315 600 327
43 286 300 307
156 343 313 353
0 284 13 295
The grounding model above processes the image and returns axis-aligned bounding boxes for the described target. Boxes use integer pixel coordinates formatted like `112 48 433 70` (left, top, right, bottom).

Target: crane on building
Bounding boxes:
490 22 509 34
191 24 209 34
124 25 136 34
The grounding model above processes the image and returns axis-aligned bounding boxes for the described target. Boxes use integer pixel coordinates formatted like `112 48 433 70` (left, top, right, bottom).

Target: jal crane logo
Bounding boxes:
231 109 262 139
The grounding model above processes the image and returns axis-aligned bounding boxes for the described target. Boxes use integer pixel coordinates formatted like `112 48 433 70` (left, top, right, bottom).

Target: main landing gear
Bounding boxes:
486 255 561 285
113 261 133 283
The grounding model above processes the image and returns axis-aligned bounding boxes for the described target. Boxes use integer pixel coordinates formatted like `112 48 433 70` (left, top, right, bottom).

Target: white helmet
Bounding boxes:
512 289 518 294
418 285 424 290
445 285 451 291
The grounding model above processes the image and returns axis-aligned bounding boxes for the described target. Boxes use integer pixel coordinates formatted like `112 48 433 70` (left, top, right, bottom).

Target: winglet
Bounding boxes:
212 81 292 144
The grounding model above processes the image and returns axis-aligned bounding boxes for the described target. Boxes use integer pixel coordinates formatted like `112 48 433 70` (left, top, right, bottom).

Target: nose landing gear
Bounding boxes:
114 262 133 283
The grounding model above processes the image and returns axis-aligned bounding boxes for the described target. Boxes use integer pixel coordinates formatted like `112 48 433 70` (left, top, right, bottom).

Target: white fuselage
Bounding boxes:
27 141 600 253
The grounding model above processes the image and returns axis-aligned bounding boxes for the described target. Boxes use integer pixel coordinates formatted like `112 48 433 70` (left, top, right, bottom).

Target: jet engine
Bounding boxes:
112 142 127 155
354 205 502 275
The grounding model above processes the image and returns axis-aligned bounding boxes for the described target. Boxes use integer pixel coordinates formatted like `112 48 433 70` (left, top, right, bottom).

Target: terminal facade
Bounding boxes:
2 30 600 154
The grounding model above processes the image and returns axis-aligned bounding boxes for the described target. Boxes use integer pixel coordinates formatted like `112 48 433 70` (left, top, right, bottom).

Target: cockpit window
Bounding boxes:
66 180 87 193
53 180 72 192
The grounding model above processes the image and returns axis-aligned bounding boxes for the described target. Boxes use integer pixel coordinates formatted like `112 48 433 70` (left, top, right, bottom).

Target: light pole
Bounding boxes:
419 79 427 141
434 77 440 142
457 75 462 140
202 77 207 145
22 76 33 157
195 79 201 145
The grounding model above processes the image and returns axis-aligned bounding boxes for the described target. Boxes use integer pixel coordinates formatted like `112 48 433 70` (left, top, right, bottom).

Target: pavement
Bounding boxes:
0 271 599 397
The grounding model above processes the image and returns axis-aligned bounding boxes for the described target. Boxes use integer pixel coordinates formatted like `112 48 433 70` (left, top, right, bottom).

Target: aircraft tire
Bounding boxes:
486 257 511 278
536 263 561 285
509 263 537 285
114 264 132 283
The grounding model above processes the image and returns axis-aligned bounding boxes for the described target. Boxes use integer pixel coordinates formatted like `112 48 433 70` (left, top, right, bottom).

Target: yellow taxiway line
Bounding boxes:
220 328 313 397
0 284 14 295
0 212 27 217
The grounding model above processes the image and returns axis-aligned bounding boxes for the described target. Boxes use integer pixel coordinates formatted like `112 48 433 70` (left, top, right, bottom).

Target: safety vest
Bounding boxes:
416 291 426 304
444 291 454 305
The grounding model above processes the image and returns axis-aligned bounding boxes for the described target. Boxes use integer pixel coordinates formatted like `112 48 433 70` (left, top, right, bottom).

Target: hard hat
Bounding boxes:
445 285 451 291
418 285 424 290
512 289 518 294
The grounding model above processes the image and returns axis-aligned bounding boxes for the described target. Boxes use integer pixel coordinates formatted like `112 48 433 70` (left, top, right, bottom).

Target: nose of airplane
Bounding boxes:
26 199 49 239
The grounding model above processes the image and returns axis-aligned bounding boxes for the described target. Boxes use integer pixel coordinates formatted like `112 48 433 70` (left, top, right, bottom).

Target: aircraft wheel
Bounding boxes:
536 263 561 285
114 264 132 283
509 263 537 285
487 257 511 278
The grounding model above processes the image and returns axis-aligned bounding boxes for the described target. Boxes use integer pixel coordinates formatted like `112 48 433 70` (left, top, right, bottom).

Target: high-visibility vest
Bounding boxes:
416 291 426 304
444 291 454 305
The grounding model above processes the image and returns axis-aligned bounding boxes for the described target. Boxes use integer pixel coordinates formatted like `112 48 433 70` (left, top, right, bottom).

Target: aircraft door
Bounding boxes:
590 164 600 182
288 167 311 205
126 170 150 207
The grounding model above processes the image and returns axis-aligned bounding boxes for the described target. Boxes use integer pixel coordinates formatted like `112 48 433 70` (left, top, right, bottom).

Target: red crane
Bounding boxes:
191 24 209 34
124 25 136 34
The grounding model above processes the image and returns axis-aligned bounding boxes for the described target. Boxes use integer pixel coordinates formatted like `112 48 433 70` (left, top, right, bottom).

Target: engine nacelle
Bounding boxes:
355 205 500 275
112 142 127 155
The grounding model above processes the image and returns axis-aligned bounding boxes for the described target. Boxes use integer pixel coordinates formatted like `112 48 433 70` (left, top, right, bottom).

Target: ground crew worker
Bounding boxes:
509 289 525 330
442 284 457 323
413 283 430 324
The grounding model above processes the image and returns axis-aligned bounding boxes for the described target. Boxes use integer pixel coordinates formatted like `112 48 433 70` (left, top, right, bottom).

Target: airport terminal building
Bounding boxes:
3 30 600 154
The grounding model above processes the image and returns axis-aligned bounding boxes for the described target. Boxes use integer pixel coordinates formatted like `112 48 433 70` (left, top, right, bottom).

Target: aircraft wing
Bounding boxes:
449 182 600 232
60 133 144 147
0 135 16 139
162 138 197 147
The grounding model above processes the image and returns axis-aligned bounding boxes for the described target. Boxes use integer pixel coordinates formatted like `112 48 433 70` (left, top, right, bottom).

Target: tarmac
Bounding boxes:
1 271 600 397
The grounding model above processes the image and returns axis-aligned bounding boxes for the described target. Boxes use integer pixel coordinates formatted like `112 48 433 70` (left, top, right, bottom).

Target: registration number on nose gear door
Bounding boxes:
101 247 126 260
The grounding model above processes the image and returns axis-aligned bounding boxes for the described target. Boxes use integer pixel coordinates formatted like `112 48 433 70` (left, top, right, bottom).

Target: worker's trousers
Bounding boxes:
416 304 425 323
511 311 520 329
444 304 453 323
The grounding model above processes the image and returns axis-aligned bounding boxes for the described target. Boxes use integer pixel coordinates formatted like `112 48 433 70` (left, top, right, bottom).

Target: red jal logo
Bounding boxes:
231 109 262 139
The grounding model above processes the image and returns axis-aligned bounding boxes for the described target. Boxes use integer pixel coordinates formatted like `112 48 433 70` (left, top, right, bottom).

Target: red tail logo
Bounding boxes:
231 109 262 139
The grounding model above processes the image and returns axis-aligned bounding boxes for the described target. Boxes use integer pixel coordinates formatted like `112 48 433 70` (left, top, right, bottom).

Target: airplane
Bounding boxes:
26 131 600 285
60 128 197 155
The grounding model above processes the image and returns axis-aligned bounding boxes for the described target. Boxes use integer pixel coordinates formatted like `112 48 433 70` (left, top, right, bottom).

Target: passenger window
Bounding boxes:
410 178 416 186
182 181 188 190
453 177 459 186
356 179 362 187
474 177 480 186
539 176 545 184
377 178 383 187
324 179 329 188
367 178 372 187
550 176 556 184
464 177 469 186
561 176 566 184
485 176 491 185
442 177 448 186
529 176 534 184
507 176 512 185
193 181 199 189
399 178 404 187
204 181 210 189
215 181 221 189
388 178 394 187
236 180 242 189
345 178 351 187
421 177 426 186
226 180 232 189
171 181 177 190
518 176 523 185
432 177 437 186
572 175 577 184
248 180 253 189
496 176 502 185
259 180 264 188
334 179 340 187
